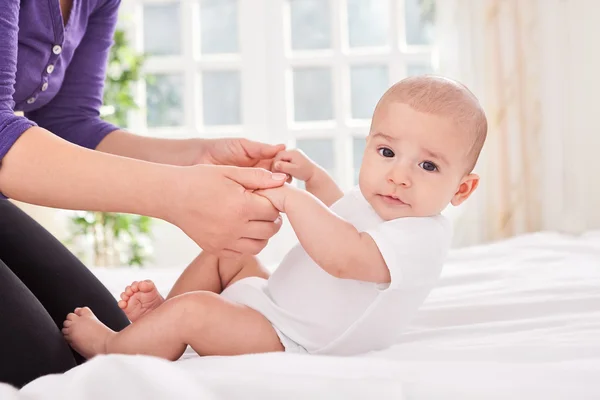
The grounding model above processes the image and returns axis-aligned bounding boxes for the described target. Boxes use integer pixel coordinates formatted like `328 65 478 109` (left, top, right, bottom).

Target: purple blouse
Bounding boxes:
0 0 121 162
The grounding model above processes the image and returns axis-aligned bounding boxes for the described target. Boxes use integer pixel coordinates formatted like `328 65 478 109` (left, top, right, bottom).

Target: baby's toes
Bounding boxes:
139 280 155 293
131 281 140 292
120 292 130 301
117 300 127 309
125 286 134 296
66 312 77 321
74 307 92 317
63 319 73 328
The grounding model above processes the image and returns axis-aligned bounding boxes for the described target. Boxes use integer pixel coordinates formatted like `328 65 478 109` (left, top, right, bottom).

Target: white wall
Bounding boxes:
562 0 600 232
438 0 600 244
538 0 600 234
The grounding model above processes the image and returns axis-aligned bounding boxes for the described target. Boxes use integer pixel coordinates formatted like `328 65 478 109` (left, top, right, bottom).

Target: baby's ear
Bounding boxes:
451 173 479 206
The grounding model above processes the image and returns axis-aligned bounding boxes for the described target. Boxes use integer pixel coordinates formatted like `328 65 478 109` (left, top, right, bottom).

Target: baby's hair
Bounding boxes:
373 75 487 172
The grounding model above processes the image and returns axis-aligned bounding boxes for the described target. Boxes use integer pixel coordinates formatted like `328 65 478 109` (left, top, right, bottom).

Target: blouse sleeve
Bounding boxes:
0 0 38 162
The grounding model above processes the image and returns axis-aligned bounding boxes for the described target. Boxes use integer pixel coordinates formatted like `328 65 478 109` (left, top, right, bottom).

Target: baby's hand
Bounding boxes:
272 149 319 183
256 183 297 213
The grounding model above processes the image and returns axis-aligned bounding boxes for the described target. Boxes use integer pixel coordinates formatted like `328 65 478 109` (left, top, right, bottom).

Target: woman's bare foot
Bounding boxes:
62 307 114 359
118 280 164 322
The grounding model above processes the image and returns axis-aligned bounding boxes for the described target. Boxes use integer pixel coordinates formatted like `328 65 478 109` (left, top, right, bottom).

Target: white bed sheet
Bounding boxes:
1 230 599 399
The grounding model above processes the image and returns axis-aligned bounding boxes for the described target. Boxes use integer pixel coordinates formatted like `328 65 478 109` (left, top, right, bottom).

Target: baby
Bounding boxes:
62 75 487 359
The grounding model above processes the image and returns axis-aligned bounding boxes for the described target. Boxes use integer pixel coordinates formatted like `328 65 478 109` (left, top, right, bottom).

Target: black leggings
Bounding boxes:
0 200 130 388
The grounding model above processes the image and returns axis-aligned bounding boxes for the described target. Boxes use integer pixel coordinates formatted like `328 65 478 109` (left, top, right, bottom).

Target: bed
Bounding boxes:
2 230 599 399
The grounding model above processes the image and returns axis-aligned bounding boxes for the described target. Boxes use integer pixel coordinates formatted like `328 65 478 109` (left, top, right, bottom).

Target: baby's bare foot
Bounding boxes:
118 280 164 322
62 307 114 359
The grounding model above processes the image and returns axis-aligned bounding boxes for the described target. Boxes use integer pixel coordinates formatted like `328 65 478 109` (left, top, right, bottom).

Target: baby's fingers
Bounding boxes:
274 150 293 163
273 160 299 176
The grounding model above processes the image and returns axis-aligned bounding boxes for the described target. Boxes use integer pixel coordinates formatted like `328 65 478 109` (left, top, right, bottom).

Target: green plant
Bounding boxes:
66 26 153 267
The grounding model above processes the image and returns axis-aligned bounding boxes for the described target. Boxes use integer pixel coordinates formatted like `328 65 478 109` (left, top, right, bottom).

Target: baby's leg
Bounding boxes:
118 253 269 322
167 252 270 299
63 291 283 360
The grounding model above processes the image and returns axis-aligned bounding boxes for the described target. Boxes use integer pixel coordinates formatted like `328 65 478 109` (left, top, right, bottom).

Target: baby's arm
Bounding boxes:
272 150 343 207
257 185 391 283
304 167 344 207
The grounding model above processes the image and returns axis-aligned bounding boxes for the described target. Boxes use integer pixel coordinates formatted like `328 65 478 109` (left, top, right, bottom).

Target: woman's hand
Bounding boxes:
166 164 288 257
196 138 283 169
271 149 320 183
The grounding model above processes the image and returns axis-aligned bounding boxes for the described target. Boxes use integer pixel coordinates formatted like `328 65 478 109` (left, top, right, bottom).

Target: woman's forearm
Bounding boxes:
0 127 177 218
96 129 202 166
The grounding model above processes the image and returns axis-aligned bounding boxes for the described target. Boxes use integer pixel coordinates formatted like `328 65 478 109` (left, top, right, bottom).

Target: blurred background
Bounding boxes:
13 0 600 270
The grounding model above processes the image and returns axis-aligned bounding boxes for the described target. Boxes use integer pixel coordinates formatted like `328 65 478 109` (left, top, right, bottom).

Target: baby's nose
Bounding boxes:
388 167 412 187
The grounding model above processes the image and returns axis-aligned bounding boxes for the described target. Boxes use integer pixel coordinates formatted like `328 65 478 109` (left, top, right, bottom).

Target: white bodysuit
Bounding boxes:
220 186 452 355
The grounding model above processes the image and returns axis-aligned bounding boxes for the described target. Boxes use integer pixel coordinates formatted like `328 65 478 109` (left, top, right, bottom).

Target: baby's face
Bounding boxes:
359 102 476 221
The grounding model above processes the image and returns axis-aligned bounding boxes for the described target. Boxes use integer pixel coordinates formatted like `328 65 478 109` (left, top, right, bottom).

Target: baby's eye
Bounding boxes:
378 147 395 158
419 161 438 172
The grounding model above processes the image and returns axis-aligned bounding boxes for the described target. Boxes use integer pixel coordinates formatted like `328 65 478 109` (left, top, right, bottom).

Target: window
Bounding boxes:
128 0 437 189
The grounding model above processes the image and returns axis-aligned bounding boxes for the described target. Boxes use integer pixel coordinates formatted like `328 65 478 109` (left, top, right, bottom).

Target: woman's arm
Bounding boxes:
0 126 286 256
0 127 171 216
96 130 204 166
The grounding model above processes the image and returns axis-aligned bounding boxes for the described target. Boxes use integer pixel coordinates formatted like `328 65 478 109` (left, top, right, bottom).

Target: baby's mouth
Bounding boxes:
378 194 409 206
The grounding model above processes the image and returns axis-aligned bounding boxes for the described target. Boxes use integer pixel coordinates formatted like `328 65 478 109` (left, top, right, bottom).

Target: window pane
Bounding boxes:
296 139 335 175
353 137 366 185
404 0 435 45
407 63 434 76
350 65 388 119
407 63 434 77
347 0 389 48
200 0 238 54
143 3 181 56
292 68 333 122
146 74 184 128
202 71 241 126
289 0 331 50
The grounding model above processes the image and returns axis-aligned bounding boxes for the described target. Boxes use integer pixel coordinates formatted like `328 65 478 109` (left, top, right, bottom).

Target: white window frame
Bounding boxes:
123 0 271 143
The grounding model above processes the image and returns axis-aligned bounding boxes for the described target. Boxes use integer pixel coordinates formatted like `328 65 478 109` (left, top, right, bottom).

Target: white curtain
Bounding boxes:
435 0 600 246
